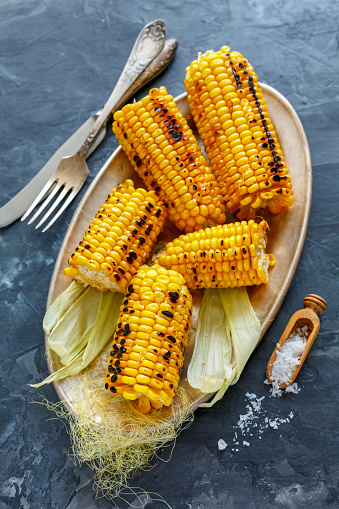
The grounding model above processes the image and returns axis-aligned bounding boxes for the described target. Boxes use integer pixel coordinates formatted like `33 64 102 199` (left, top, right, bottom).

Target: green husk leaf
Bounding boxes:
77 290 123 373
219 286 261 375
198 287 261 408
59 328 93 366
47 285 101 360
31 290 123 388
43 281 85 335
187 288 234 393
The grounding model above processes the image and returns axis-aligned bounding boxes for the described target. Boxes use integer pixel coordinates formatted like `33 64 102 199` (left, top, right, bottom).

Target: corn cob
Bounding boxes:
158 219 275 290
184 47 294 219
112 86 226 233
63 180 167 293
104 264 192 413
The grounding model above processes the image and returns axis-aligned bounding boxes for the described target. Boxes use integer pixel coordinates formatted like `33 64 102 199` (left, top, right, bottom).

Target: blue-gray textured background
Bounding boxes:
1 1 339 508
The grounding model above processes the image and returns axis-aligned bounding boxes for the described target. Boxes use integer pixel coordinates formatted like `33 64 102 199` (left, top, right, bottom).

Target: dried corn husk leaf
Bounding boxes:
31 289 123 387
188 287 261 407
187 289 234 393
47 285 101 361
43 280 84 335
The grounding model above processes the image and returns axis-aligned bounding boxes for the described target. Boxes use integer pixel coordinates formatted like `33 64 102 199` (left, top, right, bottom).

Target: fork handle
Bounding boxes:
78 19 167 159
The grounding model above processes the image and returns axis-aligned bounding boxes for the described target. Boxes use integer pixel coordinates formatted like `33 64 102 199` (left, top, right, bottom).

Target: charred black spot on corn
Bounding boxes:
104 264 193 412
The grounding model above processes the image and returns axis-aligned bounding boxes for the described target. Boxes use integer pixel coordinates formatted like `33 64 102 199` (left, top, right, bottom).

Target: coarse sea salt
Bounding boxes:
235 392 294 450
269 325 308 392
217 392 296 453
218 439 227 450
266 379 301 398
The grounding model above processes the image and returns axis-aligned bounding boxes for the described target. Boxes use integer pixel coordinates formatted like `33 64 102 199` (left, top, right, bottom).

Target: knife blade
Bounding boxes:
0 113 106 228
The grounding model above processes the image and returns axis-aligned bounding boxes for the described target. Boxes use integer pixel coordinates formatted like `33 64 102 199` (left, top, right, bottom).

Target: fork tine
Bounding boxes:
27 183 60 225
35 185 70 230
41 189 78 232
21 179 57 222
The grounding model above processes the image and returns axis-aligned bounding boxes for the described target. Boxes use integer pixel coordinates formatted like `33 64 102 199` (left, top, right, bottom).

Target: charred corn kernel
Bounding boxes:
113 86 226 233
184 48 294 219
105 264 192 412
64 179 167 292
159 219 275 290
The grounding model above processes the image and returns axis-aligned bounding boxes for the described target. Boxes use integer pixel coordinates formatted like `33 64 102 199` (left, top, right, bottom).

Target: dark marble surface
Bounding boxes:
1 1 339 508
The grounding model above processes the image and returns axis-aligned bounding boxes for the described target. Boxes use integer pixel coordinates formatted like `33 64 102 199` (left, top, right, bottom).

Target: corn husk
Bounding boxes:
43 280 84 334
46 285 101 361
187 289 234 393
187 287 261 408
31 289 123 387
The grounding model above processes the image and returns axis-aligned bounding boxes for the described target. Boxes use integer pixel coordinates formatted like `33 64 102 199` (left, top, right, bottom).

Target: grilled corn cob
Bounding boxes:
112 86 226 233
104 264 192 413
158 219 275 290
64 180 167 292
184 47 294 219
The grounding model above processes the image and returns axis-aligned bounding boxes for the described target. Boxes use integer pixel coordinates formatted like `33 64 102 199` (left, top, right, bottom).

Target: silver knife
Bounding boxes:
0 36 178 228
0 114 106 228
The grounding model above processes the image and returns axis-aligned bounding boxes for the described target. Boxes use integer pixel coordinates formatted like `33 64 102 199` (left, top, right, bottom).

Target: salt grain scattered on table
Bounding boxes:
233 392 295 448
218 439 227 450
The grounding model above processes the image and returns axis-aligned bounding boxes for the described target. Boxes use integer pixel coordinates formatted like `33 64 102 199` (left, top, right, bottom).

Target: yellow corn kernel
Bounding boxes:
124 368 139 378
113 87 226 233
149 378 164 390
150 400 163 409
146 387 161 402
185 49 294 219
105 263 192 412
122 387 138 400
121 375 136 386
133 383 149 394
138 395 151 413
64 180 167 292
159 220 275 290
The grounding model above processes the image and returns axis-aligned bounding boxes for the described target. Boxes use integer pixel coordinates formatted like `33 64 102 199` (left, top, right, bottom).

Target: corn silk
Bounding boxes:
33 283 260 504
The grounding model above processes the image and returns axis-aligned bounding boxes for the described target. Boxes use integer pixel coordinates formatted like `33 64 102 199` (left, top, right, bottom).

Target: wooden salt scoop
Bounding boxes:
266 294 327 388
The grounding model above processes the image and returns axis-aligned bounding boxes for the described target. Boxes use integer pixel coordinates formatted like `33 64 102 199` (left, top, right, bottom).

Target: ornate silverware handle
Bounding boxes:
131 38 178 91
78 19 167 158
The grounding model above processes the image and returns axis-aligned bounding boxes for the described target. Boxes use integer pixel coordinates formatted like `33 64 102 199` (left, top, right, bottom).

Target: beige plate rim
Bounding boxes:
45 84 312 411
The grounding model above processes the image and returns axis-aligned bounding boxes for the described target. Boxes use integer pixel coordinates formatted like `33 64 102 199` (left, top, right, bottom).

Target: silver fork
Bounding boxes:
21 20 177 232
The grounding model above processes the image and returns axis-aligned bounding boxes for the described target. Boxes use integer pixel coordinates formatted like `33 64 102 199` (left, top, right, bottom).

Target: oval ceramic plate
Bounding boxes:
45 85 312 414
